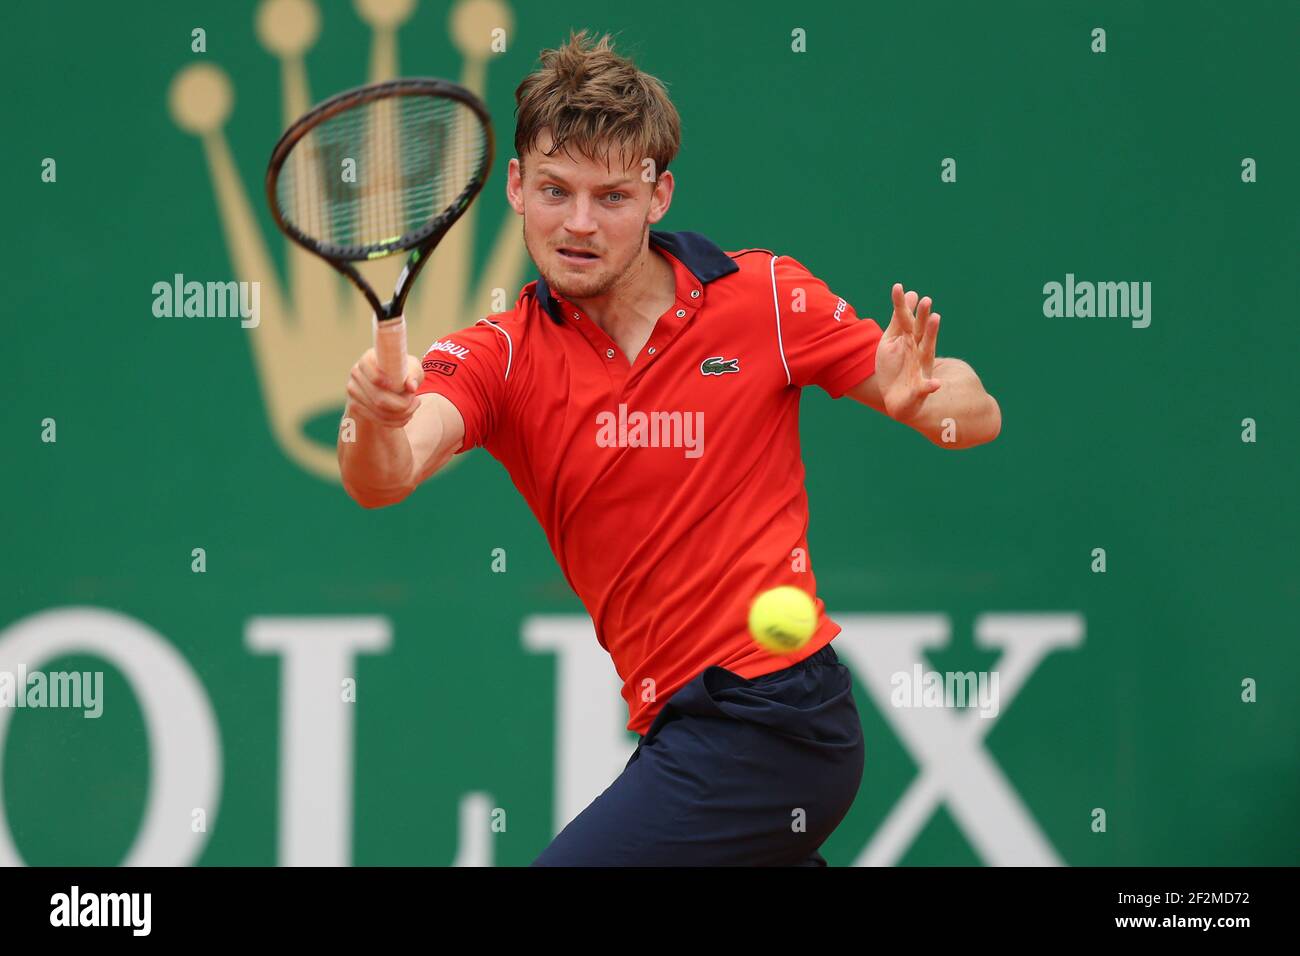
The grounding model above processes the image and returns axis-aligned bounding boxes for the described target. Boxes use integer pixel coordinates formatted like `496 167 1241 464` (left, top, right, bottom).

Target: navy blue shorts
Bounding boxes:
532 642 865 866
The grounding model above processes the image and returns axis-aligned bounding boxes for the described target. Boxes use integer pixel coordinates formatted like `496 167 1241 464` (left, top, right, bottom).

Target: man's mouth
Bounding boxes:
557 247 600 261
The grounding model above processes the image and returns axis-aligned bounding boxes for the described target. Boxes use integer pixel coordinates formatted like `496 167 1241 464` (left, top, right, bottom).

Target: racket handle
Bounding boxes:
374 314 409 389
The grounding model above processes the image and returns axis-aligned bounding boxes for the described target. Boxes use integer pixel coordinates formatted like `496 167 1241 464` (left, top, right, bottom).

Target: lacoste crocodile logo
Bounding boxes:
699 356 740 376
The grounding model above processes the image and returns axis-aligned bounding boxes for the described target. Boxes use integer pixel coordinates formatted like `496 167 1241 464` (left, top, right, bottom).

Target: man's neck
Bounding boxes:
571 243 677 336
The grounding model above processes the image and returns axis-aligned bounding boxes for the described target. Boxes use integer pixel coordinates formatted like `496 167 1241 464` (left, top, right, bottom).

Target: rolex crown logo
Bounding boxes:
168 0 526 482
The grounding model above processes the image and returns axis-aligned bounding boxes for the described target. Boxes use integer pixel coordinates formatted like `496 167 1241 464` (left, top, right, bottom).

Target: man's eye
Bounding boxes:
607 192 624 203
544 186 564 198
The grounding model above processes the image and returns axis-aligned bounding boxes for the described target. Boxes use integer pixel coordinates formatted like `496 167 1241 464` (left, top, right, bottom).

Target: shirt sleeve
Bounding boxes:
771 255 883 398
414 320 511 453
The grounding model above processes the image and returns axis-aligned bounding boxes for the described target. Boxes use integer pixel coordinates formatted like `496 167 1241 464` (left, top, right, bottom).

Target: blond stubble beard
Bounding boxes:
524 213 650 301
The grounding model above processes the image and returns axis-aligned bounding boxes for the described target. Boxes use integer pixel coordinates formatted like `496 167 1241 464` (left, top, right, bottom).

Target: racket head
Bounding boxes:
265 77 494 267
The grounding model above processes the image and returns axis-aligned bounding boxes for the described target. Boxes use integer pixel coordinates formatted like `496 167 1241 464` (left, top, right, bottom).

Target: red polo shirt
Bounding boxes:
416 230 883 735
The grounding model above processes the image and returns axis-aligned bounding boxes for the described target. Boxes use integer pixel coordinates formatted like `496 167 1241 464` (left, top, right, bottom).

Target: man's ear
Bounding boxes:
647 169 674 226
505 157 525 215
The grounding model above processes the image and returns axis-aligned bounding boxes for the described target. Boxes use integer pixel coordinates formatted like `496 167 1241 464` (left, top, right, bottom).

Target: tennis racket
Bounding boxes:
265 77 494 386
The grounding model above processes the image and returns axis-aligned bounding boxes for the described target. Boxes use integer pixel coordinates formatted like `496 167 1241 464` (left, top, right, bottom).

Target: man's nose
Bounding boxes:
564 195 599 234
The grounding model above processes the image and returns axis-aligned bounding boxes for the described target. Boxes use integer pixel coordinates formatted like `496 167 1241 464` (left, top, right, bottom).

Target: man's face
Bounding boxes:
506 128 673 300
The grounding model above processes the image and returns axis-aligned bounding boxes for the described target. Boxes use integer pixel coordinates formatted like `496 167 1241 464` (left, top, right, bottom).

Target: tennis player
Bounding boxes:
339 30 1001 866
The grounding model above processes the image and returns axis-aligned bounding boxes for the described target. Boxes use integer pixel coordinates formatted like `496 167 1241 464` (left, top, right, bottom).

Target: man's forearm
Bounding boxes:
338 402 418 507
906 357 1001 449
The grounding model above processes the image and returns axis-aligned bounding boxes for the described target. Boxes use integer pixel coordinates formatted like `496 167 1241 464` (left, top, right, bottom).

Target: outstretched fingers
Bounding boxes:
921 311 940 364
891 283 915 337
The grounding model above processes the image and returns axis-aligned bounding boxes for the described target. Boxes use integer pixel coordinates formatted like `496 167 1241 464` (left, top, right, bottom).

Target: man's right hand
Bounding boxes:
345 348 424 428
339 347 466 508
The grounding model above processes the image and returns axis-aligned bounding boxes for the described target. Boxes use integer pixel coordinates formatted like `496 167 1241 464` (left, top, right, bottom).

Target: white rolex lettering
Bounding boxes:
835 613 1084 866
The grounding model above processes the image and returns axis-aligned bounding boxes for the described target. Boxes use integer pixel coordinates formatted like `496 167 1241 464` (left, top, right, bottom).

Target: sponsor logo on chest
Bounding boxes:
699 356 740 376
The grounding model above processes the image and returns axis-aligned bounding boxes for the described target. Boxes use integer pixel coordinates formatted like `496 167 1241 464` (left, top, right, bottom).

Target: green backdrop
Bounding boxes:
2 0 1296 866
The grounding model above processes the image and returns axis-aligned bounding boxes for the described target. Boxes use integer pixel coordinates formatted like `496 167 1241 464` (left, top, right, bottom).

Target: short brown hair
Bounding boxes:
513 30 681 181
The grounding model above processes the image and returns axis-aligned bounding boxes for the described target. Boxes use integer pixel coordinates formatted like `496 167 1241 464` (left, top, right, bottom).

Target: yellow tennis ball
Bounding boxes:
748 586 818 654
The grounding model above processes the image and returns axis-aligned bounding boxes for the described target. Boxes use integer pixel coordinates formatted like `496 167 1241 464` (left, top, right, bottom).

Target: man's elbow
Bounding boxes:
969 395 1001 446
987 396 1002 442
340 477 411 509
930 395 1001 450
355 493 403 510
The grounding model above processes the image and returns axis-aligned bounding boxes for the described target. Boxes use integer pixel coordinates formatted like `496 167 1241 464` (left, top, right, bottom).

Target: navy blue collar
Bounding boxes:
533 230 740 324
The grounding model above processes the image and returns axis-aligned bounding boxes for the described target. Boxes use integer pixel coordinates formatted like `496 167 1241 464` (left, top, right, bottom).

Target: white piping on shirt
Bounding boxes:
769 255 792 386
475 318 513 381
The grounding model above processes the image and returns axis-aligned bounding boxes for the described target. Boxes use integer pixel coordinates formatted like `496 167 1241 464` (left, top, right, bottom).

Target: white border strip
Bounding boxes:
769 255 791 386
476 318 513 381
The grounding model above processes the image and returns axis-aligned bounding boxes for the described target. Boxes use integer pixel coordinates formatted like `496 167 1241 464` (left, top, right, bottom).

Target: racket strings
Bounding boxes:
276 94 488 252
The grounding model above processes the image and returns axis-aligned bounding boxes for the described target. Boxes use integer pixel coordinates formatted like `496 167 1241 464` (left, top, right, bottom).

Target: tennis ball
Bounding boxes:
748 586 818 655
